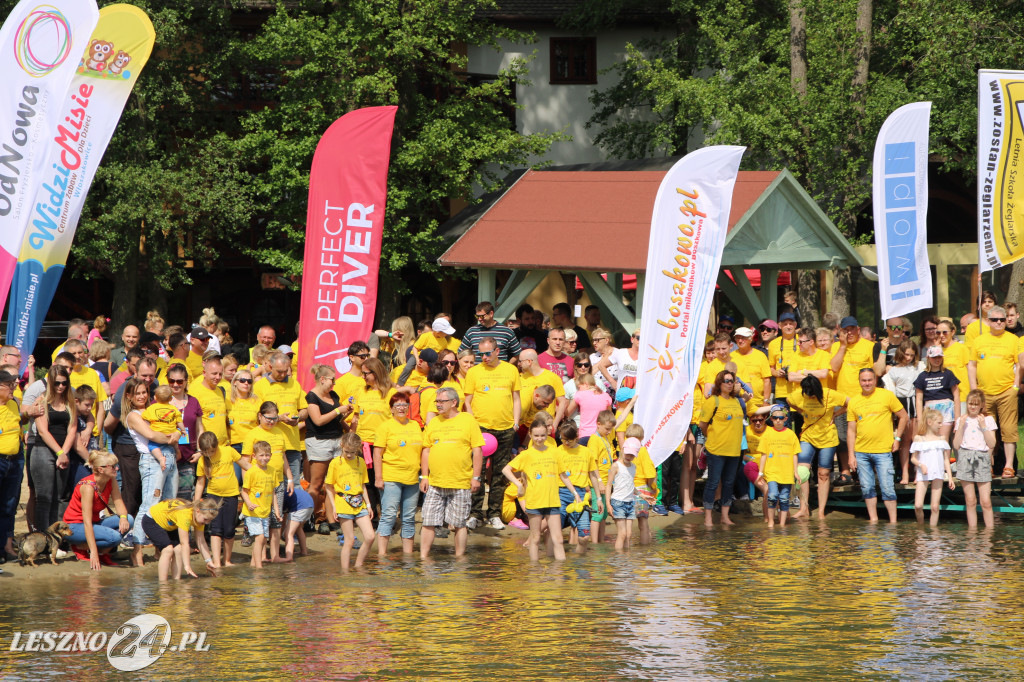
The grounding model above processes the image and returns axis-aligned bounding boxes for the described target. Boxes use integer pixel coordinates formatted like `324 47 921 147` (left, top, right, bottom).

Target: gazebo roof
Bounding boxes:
439 161 862 273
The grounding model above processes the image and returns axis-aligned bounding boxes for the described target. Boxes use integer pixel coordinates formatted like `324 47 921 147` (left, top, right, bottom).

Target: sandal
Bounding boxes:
1002 467 1016 479
834 473 854 487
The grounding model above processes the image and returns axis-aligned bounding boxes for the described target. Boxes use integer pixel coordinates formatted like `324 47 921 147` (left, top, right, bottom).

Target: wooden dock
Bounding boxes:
827 476 1024 516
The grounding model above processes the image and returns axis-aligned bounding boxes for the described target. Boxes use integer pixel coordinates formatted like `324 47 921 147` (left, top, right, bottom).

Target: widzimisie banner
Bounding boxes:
873 102 932 319
0 0 99 320
6 4 153 361
634 146 745 466
297 106 398 391
979 69 1024 272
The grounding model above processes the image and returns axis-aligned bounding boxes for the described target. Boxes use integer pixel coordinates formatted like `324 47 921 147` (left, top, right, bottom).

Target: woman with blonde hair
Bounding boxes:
589 328 617 396
63 449 132 569
455 349 475 384
370 316 414 373
141 497 220 580
305 363 346 534
567 372 612 443
144 310 164 335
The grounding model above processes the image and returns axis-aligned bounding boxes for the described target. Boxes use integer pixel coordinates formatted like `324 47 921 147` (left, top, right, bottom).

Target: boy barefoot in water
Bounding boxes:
757 406 800 528
283 486 314 560
241 441 280 568
606 438 639 551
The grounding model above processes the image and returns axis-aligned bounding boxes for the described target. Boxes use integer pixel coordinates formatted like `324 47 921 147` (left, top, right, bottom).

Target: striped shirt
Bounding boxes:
460 323 522 362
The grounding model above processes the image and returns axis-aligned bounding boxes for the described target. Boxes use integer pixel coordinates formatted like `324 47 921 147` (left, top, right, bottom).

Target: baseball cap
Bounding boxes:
778 312 796 323
419 348 439 365
926 345 943 358
277 344 293 355
432 318 457 336
733 326 754 338
718 315 735 325
760 320 779 331
840 316 859 329
139 331 163 345
190 326 211 340
615 385 635 402
0 370 17 385
622 437 641 456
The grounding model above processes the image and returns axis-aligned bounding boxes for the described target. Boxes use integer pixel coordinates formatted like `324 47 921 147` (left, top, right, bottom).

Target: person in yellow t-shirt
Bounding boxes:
786 328 832 434
333 341 370 425
227 368 260 448
414 317 462 356
757 405 801 528
698 367 745 526
967 306 1022 478
937 319 969 408
964 290 998 346
741 407 772 521
372 394 424 556
847 368 908 523
518 350 567 427
555 421 604 549
194 432 248 568
732 328 771 415
830 316 880 458
326 433 376 571
253 351 308 483
66 340 107 437
768 313 800 401
419 390 484 559
240 442 280 569
241 403 293 563
184 326 211 381
700 334 732 397
787 375 849 519
142 497 219 581
189 356 229 445
502 419 580 561
587 409 617 542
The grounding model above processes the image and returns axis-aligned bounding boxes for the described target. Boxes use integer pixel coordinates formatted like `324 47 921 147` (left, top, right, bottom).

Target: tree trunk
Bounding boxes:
851 0 873 118
110 227 140 337
1007 260 1024 309
789 0 807 98
797 269 820 327
831 267 852 318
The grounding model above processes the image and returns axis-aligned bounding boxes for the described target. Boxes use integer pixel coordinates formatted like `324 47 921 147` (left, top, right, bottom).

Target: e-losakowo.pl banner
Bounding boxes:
5 4 154 362
978 69 1024 272
0 0 99 320
634 145 745 466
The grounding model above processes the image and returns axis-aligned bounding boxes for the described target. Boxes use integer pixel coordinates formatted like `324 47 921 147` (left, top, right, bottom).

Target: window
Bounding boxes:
550 37 597 85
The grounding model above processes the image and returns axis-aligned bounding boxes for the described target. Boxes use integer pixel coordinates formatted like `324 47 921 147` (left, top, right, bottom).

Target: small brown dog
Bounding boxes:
16 521 73 566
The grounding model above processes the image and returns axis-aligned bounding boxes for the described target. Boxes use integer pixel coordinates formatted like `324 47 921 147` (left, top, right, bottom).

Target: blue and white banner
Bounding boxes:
873 101 931 319
634 145 745 467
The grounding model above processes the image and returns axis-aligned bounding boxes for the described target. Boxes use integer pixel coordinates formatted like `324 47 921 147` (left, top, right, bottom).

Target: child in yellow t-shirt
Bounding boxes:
757 406 801 528
326 433 376 571
588 409 617 543
556 421 604 550
624 423 657 545
195 432 248 568
142 385 185 486
241 441 280 569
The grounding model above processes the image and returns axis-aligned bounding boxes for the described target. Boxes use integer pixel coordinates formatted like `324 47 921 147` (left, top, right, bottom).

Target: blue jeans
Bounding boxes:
285 450 302 484
134 453 177 545
703 453 741 510
800 442 837 469
855 452 897 501
0 452 24 549
69 514 135 549
767 481 792 511
377 481 418 539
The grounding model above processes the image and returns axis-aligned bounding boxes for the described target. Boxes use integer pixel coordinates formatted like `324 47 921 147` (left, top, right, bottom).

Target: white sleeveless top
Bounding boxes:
127 409 152 457
610 460 637 501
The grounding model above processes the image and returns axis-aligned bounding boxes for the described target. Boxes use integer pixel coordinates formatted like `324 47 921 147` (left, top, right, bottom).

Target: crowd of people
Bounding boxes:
0 291 1018 577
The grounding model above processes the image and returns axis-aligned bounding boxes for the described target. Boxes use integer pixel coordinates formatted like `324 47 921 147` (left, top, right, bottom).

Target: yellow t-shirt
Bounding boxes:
188 381 228 444
141 402 181 435
788 388 848 448
587 432 616 485
240 466 275 518
700 357 729 395
333 371 364 425
197 444 241 497
185 351 204 382
633 446 657 488
404 368 430 389
970 331 1020 395
465 361 521 430
757 427 800 484
789 349 832 388
941 342 970 394
745 425 766 457
149 500 205 532
524 435 557 452
374 417 424 485
507 447 562 510
519 369 565 419
326 455 369 514
422 412 484 489
253 376 308 450
227 396 260 445
413 331 461 355
847 388 904 453
557 443 596 487
768 336 800 398
965 319 987 346
70 365 107 435
699 395 744 456
241 425 288 486
0 399 21 455
831 338 877 397
732 349 771 413
290 338 299 373
614 408 633 439
353 386 397 443
157 359 188 386
422 380 465 418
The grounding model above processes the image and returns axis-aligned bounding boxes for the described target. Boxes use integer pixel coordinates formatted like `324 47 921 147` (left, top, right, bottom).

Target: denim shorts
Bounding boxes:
244 515 270 538
559 486 591 536
610 498 636 520
800 441 837 469
525 506 559 516
855 452 897 501
337 509 369 520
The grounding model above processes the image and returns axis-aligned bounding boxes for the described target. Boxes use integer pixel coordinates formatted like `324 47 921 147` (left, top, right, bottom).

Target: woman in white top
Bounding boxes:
589 328 616 396
878 339 921 484
597 328 640 392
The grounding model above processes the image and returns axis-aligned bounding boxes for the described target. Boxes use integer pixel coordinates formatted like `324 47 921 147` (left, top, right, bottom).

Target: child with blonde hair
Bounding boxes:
141 497 220 581
912 408 955 526
952 389 997 528
326 433 376 570
240 441 280 569
141 385 185 499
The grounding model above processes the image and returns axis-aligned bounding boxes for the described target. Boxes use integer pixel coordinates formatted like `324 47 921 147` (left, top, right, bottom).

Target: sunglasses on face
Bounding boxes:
442 360 457 366
167 379 185 385
392 403 410 409
54 380 69 387
887 325 903 331
770 415 787 421
749 417 766 423
576 362 591 368
938 330 950 335
236 378 253 384
632 335 640 340
990 317 1006 323
722 378 735 384
261 414 279 421
353 353 370 359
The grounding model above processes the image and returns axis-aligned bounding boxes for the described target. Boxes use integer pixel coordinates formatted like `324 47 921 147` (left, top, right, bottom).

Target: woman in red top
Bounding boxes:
63 450 132 570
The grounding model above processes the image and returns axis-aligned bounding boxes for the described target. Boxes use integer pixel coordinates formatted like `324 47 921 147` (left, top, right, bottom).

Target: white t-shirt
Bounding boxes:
609 348 639 390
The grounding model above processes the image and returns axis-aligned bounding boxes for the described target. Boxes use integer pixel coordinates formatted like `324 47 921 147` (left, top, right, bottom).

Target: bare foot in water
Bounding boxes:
222 561 235 567
272 556 292 563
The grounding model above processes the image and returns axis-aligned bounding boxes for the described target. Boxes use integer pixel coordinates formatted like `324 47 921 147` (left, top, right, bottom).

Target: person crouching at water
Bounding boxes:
326 433 376 571
911 409 955 526
194 432 249 568
63 450 132 569
756 406 800 528
141 497 220 580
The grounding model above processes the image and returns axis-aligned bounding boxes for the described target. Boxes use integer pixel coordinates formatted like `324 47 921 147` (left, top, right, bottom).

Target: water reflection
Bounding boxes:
1 519 1023 680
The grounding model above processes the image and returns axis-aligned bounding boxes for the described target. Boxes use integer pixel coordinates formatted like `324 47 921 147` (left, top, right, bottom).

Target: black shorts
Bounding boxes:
142 515 179 550
897 396 917 419
206 493 238 538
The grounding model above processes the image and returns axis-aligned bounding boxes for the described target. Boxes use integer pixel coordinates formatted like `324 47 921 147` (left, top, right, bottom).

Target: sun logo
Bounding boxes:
644 331 687 385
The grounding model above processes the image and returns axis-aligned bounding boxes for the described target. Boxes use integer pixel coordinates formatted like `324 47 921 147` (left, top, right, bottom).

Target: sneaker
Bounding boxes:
98 553 118 567
317 522 331 536
652 504 669 516
240 530 254 548
435 526 450 538
667 504 685 515
509 519 528 530
488 516 505 530
328 522 341 533
58 549 76 560
336 535 362 549
465 517 481 530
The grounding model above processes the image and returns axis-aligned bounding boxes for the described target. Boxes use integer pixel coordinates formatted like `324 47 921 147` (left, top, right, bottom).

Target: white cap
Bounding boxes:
733 326 754 338
277 344 293 355
432 318 457 336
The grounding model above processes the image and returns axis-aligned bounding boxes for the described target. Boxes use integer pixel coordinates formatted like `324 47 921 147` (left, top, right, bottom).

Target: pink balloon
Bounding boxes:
481 433 498 458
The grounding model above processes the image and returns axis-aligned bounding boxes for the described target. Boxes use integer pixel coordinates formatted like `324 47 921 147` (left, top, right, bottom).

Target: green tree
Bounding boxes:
585 0 1024 317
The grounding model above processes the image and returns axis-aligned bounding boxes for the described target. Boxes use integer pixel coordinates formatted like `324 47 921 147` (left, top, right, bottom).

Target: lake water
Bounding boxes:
1 517 1022 680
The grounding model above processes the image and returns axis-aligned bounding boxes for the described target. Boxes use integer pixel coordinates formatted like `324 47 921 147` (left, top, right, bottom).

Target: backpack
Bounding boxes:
408 386 429 427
